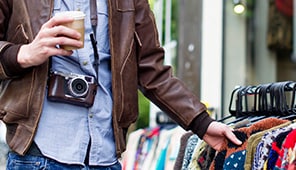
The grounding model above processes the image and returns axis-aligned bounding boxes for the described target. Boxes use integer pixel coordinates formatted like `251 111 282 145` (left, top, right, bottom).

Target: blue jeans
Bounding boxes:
6 152 122 170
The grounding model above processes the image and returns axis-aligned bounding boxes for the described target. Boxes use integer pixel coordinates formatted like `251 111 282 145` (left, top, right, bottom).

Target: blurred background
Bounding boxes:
1 0 295 169
144 0 295 127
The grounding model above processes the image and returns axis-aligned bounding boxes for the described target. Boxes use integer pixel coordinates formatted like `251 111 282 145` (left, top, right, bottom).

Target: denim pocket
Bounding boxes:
6 152 42 170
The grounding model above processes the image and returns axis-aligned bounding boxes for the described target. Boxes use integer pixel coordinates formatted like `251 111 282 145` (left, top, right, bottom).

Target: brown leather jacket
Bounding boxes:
0 0 212 158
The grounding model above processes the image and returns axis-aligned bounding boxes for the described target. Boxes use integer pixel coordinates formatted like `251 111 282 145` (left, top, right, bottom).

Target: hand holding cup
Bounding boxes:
54 11 86 50
17 11 85 68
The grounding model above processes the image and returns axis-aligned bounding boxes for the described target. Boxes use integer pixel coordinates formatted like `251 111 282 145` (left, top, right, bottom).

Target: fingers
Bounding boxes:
202 121 242 151
40 23 81 45
224 126 242 145
17 15 82 68
43 15 74 28
208 122 242 145
51 48 73 57
48 25 81 40
36 16 82 52
41 15 81 42
46 36 83 49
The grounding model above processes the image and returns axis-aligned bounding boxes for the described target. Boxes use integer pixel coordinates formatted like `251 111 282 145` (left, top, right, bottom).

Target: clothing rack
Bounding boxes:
123 81 296 170
211 82 296 170
220 81 296 123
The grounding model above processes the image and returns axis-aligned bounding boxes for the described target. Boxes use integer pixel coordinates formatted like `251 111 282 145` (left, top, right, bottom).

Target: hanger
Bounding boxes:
219 86 242 123
278 81 296 120
257 83 273 116
222 81 296 124
222 86 254 124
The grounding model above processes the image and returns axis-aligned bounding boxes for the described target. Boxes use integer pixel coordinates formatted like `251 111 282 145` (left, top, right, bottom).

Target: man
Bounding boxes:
0 0 241 169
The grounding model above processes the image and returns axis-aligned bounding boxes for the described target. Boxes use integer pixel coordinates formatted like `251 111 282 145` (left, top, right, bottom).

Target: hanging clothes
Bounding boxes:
122 126 186 170
267 0 292 52
210 118 289 170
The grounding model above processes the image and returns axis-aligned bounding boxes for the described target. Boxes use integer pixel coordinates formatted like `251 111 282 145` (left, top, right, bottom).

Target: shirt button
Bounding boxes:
83 61 88 66
89 114 93 118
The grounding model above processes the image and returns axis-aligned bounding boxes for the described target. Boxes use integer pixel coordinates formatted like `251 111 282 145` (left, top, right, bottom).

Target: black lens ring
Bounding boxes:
68 77 89 97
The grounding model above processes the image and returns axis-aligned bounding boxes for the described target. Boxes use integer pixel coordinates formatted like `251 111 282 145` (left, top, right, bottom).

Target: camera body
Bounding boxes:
47 71 97 107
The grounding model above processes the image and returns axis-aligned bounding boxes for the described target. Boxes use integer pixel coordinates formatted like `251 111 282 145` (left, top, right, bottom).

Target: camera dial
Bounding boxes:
68 77 89 97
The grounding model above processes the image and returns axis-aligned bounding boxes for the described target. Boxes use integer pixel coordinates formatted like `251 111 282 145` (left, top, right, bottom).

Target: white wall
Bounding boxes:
253 1 276 84
221 1 248 118
201 0 224 119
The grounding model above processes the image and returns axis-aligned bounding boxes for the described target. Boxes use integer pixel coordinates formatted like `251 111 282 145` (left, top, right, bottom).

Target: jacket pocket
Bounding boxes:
118 40 138 128
0 73 33 123
9 24 29 44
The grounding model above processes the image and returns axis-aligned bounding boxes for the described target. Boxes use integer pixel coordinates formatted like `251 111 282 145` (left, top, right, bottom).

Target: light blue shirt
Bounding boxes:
34 0 116 166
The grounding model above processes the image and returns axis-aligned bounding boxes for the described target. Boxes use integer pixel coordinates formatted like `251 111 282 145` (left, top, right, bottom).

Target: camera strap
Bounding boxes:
90 33 99 84
90 0 98 36
90 0 99 84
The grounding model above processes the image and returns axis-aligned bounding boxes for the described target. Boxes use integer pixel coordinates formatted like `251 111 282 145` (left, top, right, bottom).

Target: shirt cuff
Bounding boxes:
189 111 214 138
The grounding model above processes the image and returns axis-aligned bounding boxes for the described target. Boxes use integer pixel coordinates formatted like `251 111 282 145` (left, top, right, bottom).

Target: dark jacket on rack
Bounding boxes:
0 0 213 158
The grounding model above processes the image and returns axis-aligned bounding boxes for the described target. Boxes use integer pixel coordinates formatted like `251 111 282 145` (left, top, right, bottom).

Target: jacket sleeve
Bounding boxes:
0 43 25 79
134 0 214 138
0 0 31 79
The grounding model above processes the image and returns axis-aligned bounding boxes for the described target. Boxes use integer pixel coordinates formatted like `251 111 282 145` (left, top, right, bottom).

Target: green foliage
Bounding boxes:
136 0 178 129
148 0 154 8
136 91 150 129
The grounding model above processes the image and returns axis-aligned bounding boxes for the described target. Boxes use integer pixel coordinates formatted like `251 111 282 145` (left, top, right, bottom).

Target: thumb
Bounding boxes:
224 128 242 146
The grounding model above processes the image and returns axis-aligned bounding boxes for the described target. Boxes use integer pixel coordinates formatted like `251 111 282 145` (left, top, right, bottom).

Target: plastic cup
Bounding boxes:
55 11 86 50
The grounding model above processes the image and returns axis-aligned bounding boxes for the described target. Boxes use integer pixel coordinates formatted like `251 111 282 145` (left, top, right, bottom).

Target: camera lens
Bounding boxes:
68 77 89 97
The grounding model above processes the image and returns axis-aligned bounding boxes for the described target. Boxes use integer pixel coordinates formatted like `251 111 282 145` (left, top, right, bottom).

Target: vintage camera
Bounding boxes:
47 71 97 107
